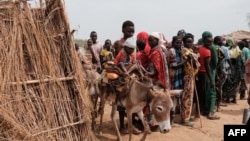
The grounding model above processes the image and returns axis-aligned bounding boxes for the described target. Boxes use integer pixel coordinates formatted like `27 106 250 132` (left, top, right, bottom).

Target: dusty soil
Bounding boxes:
94 96 249 141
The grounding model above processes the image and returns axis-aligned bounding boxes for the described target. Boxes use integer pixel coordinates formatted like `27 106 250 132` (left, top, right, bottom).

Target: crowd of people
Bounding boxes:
75 20 250 134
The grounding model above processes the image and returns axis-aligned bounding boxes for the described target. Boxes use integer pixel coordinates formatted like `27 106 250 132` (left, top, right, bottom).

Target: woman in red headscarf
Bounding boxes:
137 32 151 54
136 32 151 69
147 32 169 89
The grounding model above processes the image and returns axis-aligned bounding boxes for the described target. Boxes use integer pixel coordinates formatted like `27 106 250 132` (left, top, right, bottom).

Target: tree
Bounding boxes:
74 39 84 47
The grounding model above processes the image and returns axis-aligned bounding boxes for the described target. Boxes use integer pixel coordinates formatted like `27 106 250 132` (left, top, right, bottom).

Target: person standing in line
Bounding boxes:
242 39 250 52
169 36 185 91
113 37 142 134
222 38 242 103
117 21 134 134
136 31 150 69
119 20 136 61
177 29 187 40
195 31 218 119
241 39 250 99
204 32 220 120
79 39 100 70
114 37 136 65
112 40 123 58
180 33 200 126
213 36 230 108
146 33 170 129
168 36 185 125
100 39 114 66
120 20 135 43
242 38 250 99
245 57 250 126
90 31 102 73
238 40 250 100
214 37 226 109
90 31 103 55
115 20 142 134
146 32 169 89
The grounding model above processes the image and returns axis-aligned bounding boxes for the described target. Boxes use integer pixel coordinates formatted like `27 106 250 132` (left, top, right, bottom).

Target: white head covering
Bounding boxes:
149 32 160 40
123 37 136 48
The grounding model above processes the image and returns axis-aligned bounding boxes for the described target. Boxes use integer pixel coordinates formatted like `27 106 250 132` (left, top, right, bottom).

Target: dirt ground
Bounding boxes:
94 95 249 141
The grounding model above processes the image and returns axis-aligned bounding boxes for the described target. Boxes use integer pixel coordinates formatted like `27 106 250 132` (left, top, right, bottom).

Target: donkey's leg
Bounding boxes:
93 94 99 113
98 102 105 134
93 82 101 114
98 86 106 133
90 95 97 131
111 103 122 141
137 110 149 141
126 110 133 141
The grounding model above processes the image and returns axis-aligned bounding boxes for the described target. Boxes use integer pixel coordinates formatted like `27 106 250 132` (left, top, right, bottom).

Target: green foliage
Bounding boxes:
74 39 84 47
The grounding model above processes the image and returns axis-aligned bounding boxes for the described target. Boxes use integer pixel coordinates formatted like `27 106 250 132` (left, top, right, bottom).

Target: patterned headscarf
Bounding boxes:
226 38 235 47
177 29 186 37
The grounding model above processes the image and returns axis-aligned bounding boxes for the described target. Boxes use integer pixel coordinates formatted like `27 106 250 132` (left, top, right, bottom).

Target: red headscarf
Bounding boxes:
136 32 151 68
137 32 151 55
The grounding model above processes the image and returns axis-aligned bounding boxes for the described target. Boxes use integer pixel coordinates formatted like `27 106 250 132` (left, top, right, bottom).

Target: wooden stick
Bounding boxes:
194 81 202 128
7 76 74 85
191 57 202 128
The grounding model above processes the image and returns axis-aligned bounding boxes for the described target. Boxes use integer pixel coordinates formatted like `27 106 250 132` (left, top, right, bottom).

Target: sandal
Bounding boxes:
132 126 142 134
220 103 227 107
207 114 220 120
120 127 129 134
182 121 194 127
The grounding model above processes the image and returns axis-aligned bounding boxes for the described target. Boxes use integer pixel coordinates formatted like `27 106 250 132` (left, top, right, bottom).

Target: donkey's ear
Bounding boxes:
169 89 183 96
149 88 158 98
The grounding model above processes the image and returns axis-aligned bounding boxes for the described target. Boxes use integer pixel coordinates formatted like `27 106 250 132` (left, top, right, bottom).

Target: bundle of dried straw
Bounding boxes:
0 0 95 140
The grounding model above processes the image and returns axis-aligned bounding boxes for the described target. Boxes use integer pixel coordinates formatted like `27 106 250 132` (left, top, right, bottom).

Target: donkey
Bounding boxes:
100 76 182 141
83 69 101 131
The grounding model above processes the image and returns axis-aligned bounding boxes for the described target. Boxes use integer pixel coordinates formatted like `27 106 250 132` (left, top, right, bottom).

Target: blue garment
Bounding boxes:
220 46 231 74
173 48 183 90
242 47 250 63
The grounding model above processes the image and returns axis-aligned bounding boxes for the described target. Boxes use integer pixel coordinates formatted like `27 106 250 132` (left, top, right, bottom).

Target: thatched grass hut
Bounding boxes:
222 30 250 42
0 0 95 140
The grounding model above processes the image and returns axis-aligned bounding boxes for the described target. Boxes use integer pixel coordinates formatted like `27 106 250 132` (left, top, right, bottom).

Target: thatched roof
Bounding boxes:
222 30 250 41
0 0 95 140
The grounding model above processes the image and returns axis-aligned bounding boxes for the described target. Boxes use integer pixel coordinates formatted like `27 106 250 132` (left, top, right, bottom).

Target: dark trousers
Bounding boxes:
240 79 247 99
195 72 207 115
117 106 126 129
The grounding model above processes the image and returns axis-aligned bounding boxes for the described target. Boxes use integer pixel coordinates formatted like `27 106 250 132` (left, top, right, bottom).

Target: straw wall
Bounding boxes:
0 0 95 140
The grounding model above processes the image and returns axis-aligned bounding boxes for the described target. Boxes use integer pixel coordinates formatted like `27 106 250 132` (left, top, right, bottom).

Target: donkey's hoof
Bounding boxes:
97 129 103 135
91 110 98 118
145 129 151 134
98 107 104 113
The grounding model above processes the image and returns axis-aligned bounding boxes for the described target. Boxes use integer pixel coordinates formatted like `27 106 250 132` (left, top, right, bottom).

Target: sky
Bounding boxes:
32 0 250 43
